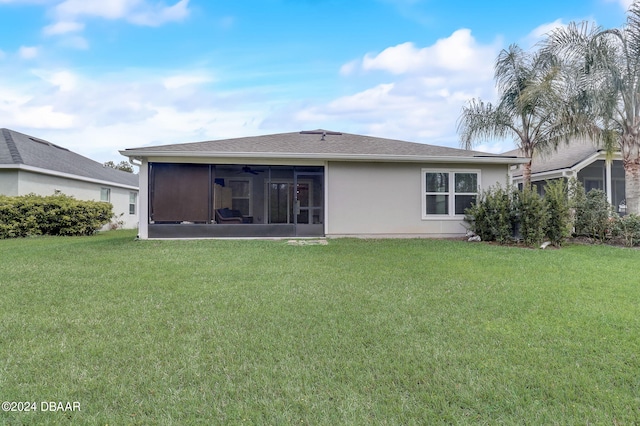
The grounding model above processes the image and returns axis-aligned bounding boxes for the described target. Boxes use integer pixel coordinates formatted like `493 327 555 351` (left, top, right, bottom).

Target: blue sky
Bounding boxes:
0 0 633 162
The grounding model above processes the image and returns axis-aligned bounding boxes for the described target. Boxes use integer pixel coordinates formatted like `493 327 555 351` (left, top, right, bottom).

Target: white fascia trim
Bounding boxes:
119 150 530 165
0 164 139 190
514 151 622 180
571 151 621 172
512 169 568 183
515 151 623 182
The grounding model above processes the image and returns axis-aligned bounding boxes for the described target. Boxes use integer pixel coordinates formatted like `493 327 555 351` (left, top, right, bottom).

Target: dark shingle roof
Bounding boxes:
121 130 526 162
0 128 138 188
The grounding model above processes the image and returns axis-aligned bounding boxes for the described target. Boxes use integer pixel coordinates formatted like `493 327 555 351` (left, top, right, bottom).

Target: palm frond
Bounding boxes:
625 1 640 58
457 99 515 150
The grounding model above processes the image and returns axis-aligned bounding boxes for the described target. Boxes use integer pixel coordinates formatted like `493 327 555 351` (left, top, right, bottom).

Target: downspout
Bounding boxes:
128 156 142 167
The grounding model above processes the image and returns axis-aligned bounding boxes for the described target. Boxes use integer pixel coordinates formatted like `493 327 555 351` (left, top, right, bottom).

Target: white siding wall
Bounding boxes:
13 170 138 229
326 161 508 237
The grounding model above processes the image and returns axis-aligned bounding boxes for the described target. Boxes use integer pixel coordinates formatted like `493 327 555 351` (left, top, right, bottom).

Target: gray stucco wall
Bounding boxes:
326 161 509 237
0 170 19 196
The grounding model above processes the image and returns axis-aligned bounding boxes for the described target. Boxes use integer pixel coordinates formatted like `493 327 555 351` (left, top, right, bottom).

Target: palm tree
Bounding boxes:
457 44 573 188
543 1 640 214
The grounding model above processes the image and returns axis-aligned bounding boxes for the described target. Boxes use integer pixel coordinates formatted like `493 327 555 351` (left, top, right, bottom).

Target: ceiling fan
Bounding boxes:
238 166 264 175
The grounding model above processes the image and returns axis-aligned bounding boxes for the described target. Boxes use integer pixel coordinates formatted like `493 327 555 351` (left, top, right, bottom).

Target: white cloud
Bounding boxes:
0 24 514 161
54 0 139 20
18 46 39 59
523 19 566 48
12 105 75 128
41 19 89 49
53 0 190 27
265 29 503 149
0 0 56 3
348 29 500 77
130 0 189 26
0 65 271 161
162 73 214 90
35 69 78 91
0 83 75 128
339 59 359 76
57 35 89 49
19 0 192 47
43 20 84 35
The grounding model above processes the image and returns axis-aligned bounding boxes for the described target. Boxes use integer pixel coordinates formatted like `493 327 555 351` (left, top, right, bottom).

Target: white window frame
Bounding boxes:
100 187 111 202
421 169 480 220
129 192 137 215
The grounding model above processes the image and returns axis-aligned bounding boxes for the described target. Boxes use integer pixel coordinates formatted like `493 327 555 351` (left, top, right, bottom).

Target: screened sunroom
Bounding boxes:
147 163 324 238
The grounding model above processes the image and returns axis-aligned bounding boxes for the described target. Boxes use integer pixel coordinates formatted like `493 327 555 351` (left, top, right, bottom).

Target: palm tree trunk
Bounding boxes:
623 158 640 215
522 161 532 189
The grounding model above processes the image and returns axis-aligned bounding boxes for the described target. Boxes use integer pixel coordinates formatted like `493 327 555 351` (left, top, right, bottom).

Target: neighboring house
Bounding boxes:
507 139 627 214
120 130 528 239
0 128 140 229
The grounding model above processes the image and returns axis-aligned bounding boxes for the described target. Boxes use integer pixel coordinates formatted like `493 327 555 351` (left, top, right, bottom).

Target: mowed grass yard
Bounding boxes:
1 230 639 425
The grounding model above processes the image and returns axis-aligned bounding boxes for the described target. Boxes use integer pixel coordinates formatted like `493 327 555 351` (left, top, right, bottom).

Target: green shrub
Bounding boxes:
467 182 572 247
0 193 112 239
514 188 549 246
573 189 614 242
544 179 572 246
467 178 619 247
465 184 515 244
611 214 640 247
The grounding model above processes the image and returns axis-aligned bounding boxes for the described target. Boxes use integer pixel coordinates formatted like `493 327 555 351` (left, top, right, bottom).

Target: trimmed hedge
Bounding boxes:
465 179 591 247
0 193 112 239
465 178 639 247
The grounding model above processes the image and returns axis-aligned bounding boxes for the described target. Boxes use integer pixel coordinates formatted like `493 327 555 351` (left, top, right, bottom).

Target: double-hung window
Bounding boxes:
129 192 137 215
422 170 479 218
100 187 111 202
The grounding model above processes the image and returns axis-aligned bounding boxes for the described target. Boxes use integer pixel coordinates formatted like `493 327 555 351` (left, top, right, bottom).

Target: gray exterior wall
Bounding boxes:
326 161 508 237
0 169 138 229
136 157 511 239
0 170 19 196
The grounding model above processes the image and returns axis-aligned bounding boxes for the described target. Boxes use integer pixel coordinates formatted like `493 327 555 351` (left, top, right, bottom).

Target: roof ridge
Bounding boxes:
1 128 23 164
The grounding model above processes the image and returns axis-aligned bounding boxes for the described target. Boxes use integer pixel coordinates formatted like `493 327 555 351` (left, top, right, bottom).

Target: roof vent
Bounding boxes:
29 137 49 146
29 137 69 151
299 130 342 141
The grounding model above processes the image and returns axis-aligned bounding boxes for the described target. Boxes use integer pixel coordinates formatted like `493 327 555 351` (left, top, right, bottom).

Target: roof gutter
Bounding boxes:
119 150 530 165
0 163 139 190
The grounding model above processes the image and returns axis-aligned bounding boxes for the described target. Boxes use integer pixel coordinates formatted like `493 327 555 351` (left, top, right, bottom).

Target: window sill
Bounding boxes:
421 215 467 221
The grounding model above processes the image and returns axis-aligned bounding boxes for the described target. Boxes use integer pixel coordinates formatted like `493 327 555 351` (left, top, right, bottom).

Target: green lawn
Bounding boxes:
1 231 639 425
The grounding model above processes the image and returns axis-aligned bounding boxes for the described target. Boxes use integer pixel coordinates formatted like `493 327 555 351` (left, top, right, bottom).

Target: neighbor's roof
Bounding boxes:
0 128 138 188
505 139 615 177
121 130 529 165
